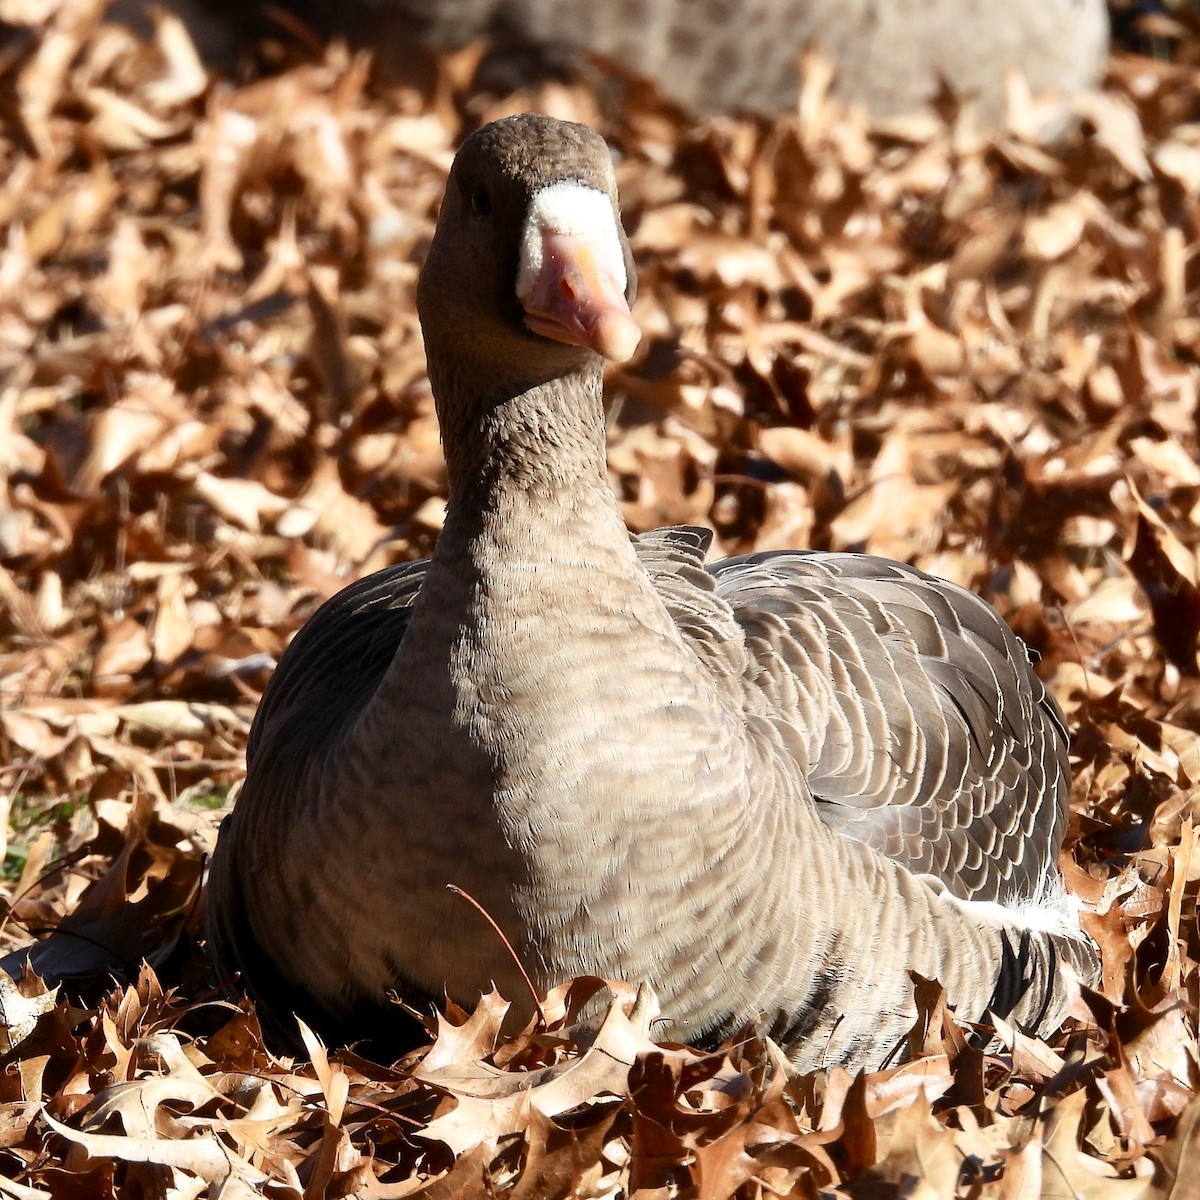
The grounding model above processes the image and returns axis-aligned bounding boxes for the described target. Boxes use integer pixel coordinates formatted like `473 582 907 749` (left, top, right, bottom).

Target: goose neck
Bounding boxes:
433 357 609 507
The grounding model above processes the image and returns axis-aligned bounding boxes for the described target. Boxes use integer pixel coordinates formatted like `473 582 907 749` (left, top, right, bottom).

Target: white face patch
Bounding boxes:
515 181 627 302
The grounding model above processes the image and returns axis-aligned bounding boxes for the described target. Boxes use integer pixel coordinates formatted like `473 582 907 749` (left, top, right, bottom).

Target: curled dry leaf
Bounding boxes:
415 984 663 1157
0 970 57 1053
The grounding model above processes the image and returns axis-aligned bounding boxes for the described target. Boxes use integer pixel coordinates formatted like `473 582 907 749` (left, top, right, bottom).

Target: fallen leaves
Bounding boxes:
0 0 1198 1195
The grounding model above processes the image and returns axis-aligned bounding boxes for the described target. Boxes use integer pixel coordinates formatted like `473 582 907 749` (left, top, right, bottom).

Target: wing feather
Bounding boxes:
207 558 430 1050
640 543 1067 905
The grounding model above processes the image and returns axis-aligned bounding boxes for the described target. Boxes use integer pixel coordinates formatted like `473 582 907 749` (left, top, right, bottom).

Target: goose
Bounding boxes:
205 113 1100 1071
305 0 1109 124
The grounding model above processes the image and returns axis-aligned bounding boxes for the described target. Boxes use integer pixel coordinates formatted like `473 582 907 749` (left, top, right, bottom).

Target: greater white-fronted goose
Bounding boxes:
206 113 1099 1071
307 0 1109 124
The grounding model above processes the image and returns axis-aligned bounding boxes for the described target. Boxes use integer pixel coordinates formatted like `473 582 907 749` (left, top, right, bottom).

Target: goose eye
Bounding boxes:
470 186 492 219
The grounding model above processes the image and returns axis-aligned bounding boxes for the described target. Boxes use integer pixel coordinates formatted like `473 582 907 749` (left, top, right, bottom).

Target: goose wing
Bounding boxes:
721 551 1068 904
244 560 429 765
638 531 1068 904
207 558 429 1045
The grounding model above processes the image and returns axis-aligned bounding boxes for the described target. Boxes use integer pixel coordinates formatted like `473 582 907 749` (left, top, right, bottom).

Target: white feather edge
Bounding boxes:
938 870 1087 936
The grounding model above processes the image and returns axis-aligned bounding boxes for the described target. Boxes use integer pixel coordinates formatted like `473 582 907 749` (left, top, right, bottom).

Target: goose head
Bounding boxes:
416 113 640 407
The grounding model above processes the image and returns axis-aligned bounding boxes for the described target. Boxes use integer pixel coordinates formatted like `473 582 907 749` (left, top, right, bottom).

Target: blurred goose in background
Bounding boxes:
298 0 1110 123
206 113 1099 1070
115 0 1111 124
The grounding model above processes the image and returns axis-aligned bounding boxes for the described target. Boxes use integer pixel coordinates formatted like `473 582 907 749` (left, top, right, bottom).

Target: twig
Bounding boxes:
446 884 546 1028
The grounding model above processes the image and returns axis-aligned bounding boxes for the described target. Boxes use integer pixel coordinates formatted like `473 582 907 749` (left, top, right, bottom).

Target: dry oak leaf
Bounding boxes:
275 458 391 566
1145 1092 1200 1200
415 984 662 1157
41 1035 233 1180
0 788 203 986
857 1097 962 1199
1124 482 1200 676
1037 1088 1153 1199
0 970 57 1053
42 1103 266 1196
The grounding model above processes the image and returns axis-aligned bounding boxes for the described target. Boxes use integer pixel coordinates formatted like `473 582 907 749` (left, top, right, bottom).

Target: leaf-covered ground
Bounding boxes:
1 2 1199 1196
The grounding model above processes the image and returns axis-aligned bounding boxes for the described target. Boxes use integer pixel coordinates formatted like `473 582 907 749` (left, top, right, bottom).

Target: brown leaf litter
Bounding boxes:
1 0 1200 1194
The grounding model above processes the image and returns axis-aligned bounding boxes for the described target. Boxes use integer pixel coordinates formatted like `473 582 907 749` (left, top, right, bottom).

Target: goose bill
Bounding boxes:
520 228 641 362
